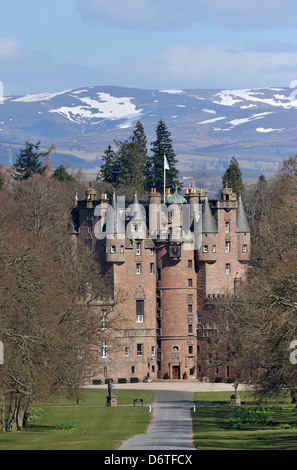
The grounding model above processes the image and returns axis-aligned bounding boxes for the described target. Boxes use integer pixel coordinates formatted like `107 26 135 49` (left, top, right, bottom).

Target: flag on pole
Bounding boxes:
164 154 169 203
164 154 169 170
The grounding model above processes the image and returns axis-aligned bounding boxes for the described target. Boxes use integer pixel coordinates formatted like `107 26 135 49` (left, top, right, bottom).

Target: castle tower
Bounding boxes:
155 189 197 380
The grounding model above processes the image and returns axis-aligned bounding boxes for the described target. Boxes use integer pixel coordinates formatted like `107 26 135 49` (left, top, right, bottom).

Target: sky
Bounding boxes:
1 0 297 95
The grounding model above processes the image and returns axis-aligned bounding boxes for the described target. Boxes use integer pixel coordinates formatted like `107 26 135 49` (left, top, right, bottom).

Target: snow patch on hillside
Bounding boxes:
49 92 143 123
12 90 70 103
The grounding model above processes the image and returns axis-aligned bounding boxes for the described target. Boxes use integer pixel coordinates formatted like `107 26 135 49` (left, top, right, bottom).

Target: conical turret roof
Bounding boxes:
236 196 250 233
202 197 218 233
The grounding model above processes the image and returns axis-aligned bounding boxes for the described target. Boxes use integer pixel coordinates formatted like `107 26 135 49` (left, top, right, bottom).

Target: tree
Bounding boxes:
207 156 297 401
51 164 75 183
222 156 244 197
0 175 124 431
149 120 180 194
98 145 119 184
13 141 48 181
117 140 146 194
99 121 149 195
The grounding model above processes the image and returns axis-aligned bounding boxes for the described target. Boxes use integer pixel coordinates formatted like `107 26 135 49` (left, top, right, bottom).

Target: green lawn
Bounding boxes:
193 391 297 450
0 389 154 450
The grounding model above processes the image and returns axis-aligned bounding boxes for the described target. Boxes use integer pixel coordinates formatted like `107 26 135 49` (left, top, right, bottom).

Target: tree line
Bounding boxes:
98 119 180 195
202 156 297 402
0 159 124 431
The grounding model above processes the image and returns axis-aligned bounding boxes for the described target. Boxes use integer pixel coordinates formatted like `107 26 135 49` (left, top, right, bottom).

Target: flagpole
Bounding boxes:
164 157 166 204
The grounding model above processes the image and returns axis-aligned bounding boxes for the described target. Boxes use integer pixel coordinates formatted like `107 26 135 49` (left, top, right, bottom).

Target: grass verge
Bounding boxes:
192 391 297 450
0 389 154 450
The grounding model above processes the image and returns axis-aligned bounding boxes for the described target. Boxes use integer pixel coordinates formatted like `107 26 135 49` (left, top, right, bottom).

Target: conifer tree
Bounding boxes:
51 164 75 183
222 156 244 197
149 120 180 194
13 141 47 181
98 145 119 184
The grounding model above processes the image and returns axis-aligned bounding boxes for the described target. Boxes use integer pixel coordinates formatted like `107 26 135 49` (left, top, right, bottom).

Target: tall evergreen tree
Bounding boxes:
51 164 75 183
13 141 47 181
149 120 180 194
222 156 244 197
98 145 119 184
99 122 148 194
117 139 145 194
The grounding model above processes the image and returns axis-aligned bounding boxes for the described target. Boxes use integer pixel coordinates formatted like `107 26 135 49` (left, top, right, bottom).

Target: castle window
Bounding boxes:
189 346 193 354
188 304 193 313
136 300 144 323
225 241 230 253
197 313 202 324
136 263 142 275
188 279 193 287
226 263 231 275
212 245 216 253
131 366 135 374
137 344 143 356
132 223 137 232
111 246 116 254
120 245 124 253
188 260 192 269
101 341 108 358
225 222 230 233
242 244 247 253
152 346 156 356
88 221 93 233
136 242 141 255
203 245 209 253
188 324 193 333
125 347 129 357
150 263 155 275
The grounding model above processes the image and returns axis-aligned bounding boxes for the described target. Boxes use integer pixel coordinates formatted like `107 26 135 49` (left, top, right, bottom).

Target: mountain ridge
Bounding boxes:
1 85 297 189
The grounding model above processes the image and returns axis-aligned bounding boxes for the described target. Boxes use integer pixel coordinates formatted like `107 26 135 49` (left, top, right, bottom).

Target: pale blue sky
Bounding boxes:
1 0 297 94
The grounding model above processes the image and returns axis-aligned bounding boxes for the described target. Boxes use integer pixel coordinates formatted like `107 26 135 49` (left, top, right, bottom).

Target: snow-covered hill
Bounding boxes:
1 85 297 181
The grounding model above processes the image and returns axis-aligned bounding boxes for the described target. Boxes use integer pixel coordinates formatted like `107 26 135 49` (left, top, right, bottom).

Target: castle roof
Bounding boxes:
236 196 250 233
166 189 187 205
202 197 218 233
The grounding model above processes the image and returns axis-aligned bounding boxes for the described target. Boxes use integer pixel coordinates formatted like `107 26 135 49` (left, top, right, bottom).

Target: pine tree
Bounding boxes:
99 122 148 194
51 164 75 183
149 120 180 194
117 140 145 194
13 141 47 181
98 145 119 184
222 156 244 197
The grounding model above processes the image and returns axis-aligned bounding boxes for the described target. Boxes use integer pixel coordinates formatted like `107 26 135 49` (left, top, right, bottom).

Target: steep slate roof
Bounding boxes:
202 197 218 233
105 193 125 235
236 195 250 233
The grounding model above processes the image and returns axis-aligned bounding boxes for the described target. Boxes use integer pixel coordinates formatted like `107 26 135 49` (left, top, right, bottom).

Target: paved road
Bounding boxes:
119 390 196 451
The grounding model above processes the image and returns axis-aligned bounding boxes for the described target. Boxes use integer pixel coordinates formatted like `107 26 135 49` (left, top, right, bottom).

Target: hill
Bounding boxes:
1 85 297 193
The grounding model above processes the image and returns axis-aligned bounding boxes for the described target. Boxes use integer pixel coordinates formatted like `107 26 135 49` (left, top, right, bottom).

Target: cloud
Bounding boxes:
102 43 297 89
0 37 20 61
75 0 188 30
2 35 297 95
76 0 297 30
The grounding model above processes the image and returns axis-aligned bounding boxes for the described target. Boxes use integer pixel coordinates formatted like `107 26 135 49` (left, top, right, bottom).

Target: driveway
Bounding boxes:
119 389 195 451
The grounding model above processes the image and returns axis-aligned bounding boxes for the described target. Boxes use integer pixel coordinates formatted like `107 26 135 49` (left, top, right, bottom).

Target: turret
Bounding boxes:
236 195 250 263
198 197 218 263
105 193 125 263
85 182 97 209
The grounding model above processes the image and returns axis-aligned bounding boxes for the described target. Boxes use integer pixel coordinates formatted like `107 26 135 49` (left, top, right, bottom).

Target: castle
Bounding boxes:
69 184 250 384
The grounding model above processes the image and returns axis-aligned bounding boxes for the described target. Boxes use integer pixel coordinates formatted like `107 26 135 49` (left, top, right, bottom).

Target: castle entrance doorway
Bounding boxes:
172 366 180 380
